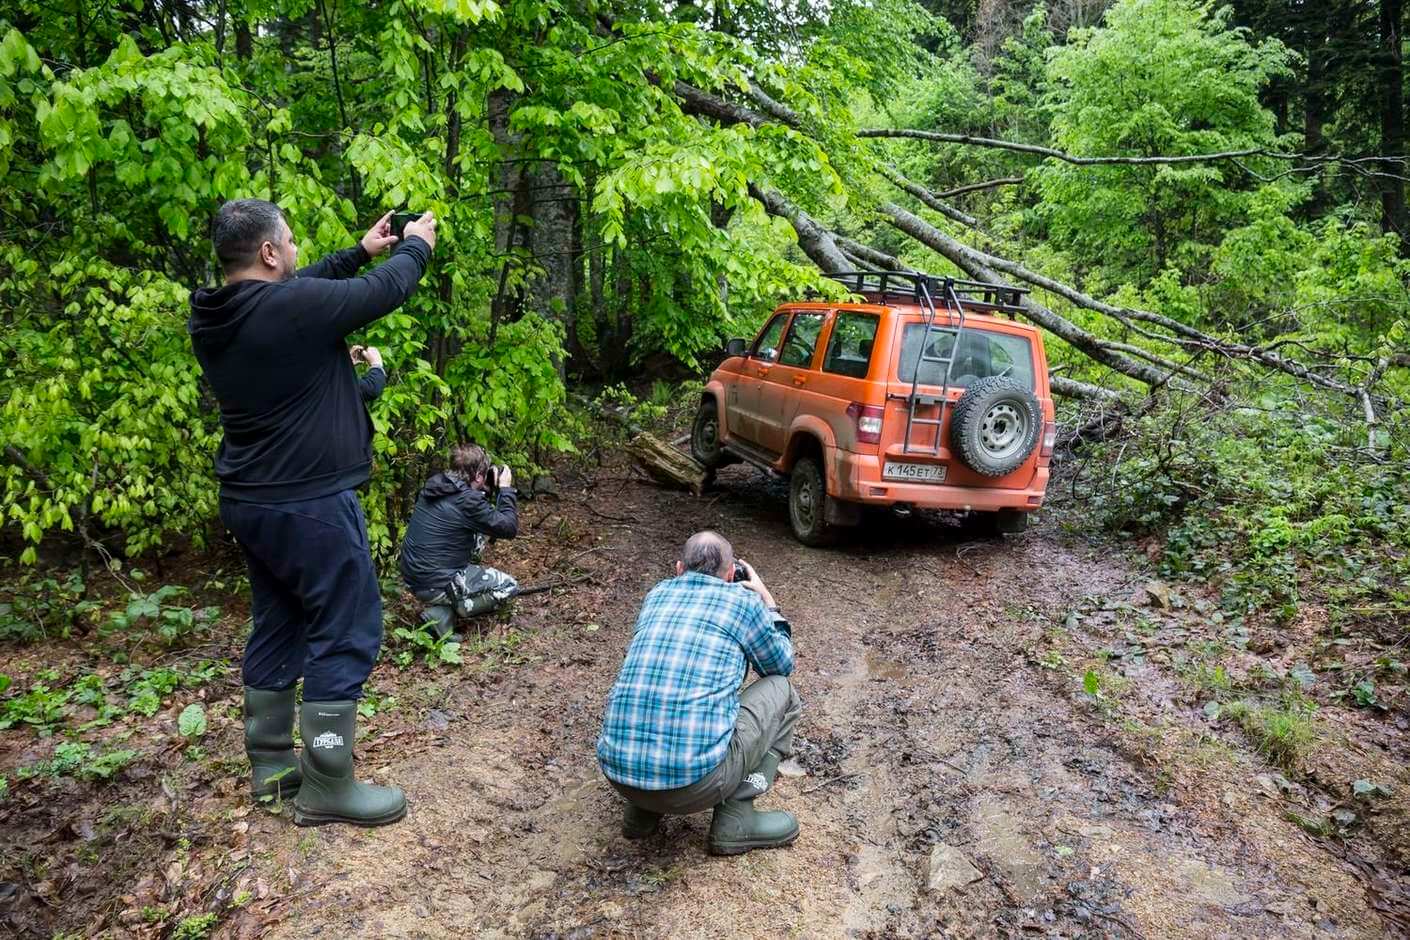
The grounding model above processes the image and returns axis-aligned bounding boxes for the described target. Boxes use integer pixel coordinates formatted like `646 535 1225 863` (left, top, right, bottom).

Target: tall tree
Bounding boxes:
1379 0 1407 246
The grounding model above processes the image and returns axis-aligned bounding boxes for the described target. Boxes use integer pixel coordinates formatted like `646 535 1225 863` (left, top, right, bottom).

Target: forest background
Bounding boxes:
1 2 1409 934
0 0 1407 678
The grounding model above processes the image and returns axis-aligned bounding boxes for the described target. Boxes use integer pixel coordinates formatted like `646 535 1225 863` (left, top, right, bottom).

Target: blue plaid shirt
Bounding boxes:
596 572 794 790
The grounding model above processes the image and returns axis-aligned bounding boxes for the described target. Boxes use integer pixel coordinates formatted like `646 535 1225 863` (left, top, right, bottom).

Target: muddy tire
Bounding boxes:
691 400 726 469
789 457 837 547
950 376 1041 477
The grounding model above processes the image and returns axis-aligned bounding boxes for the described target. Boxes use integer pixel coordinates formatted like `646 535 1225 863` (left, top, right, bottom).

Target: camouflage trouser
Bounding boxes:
415 565 520 620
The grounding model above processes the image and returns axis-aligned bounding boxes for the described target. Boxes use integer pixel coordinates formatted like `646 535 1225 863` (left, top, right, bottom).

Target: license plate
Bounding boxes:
883 461 947 483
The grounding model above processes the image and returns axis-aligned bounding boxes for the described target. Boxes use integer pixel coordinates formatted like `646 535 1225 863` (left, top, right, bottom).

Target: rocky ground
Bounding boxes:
2 458 1407 938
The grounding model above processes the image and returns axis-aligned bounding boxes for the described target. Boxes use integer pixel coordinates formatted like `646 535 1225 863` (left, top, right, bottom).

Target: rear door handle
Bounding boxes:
792 376 806 386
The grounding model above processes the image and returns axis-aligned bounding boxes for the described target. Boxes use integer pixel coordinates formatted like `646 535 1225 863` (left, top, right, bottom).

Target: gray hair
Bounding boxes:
681 530 733 577
211 198 285 273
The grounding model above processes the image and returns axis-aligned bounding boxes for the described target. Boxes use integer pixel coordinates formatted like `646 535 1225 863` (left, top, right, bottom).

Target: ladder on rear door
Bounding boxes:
901 278 969 455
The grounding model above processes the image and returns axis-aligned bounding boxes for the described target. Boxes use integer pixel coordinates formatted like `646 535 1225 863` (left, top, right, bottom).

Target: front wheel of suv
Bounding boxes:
690 400 725 469
789 457 838 546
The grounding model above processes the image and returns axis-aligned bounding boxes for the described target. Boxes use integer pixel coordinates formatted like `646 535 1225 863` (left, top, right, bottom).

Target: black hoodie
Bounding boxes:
188 238 430 502
399 471 519 592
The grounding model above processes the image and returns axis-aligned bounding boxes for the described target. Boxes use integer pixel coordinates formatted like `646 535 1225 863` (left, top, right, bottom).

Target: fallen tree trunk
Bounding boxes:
573 395 709 495
625 433 709 495
665 78 1396 426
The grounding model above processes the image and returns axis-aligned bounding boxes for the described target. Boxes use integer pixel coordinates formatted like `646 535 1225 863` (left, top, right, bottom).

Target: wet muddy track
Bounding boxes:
239 464 1395 939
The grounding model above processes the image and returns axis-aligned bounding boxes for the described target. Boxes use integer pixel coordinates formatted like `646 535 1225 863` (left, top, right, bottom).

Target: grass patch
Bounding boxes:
1225 692 1319 767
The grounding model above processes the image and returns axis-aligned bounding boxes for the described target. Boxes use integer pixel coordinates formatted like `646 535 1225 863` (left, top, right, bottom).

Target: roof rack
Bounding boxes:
825 270 1028 315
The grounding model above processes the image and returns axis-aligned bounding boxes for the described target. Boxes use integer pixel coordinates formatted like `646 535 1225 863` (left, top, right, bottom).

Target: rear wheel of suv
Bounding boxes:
690 400 725 469
789 456 837 547
950 376 1042 477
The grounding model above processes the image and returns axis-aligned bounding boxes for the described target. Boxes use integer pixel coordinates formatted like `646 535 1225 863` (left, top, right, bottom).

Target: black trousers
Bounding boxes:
220 490 383 701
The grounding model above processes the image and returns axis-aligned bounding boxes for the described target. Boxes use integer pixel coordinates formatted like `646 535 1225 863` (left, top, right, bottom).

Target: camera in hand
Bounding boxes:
733 561 750 583
390 210 423 241
482 464 508 501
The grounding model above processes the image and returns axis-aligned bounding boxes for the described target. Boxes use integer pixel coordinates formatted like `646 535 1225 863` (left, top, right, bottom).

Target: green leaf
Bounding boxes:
1082 670 1100 697
177 702 207 738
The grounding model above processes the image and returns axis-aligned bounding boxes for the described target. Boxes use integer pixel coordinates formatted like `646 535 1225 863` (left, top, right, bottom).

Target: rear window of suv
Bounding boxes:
897 323 1035 389
822 312 880 378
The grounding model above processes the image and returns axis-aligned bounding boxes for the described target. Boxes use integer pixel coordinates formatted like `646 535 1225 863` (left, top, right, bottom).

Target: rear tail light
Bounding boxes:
1040 420 1057 457
847 401 884 445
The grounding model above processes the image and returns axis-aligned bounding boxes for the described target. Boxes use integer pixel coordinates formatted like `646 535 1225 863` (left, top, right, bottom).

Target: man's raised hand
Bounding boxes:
360 211 399 258
401 211 437 252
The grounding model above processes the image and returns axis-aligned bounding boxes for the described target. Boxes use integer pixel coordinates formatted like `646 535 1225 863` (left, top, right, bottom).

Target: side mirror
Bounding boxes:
725 338 747 357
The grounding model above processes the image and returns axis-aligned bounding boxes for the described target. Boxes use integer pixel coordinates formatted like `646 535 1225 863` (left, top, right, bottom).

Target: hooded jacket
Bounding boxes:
188 238 430 502
400 471 519 593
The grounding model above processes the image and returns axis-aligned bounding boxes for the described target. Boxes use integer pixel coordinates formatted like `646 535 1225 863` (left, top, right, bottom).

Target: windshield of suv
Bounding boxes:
897 323 1035 389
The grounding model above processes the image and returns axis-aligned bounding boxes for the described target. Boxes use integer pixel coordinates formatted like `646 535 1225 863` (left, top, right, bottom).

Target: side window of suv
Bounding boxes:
778 312 826 367
822 312 880 378
752 313 789 361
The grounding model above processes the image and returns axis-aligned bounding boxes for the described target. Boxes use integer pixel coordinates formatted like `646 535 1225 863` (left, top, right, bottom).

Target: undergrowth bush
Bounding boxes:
1081 392 1410 630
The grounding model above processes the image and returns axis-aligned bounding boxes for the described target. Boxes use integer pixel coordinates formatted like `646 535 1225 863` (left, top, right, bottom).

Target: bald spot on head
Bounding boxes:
681 530 733 578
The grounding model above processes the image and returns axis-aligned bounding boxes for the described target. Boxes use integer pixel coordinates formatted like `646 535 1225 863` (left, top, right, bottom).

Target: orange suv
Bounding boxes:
692 272 1056 545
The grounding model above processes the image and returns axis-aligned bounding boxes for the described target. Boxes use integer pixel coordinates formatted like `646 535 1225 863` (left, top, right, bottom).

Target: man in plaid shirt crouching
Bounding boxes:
596 530 802 855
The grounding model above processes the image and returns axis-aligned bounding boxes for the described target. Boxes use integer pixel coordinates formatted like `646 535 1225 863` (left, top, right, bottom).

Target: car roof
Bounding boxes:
774 300 1041 337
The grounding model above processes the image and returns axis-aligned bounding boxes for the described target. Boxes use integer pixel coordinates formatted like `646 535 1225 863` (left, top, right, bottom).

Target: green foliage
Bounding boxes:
124 662 224 718
392 626 463 668
18 741 139 782
1087 392 1410 629
0 681 70 732
1036 0 1291 284
103 586 218 646
177 702 207 739
171 913 219 940
0 572 96 642
1225 692 1318 766
4 0 933 559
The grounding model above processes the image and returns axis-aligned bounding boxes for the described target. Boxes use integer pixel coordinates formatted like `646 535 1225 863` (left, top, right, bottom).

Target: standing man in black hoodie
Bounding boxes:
189 199 435 828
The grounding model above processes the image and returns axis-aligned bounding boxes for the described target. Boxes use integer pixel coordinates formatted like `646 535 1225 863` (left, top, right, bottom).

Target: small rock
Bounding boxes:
924 843 983 893
777 757 807 778
1143 581 1172 610
531 474 560 496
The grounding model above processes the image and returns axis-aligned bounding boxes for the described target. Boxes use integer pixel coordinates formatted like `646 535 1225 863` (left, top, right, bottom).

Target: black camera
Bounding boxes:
733 560 750 583
482 464 508 501
390 210 423 241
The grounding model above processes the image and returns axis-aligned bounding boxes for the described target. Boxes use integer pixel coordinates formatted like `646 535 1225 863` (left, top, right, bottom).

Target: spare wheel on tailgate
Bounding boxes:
949 376 1042 477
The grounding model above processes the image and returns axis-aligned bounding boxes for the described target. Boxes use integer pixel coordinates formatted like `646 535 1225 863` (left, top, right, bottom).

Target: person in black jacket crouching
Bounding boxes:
189 199 436 829
400 443 520 639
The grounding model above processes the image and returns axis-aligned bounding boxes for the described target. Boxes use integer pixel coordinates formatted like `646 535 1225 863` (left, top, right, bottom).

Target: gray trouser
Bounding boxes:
611 675 803 816
414 564 519 619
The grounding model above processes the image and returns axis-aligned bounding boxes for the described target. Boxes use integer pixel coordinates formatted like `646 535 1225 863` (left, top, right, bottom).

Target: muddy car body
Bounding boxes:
694 272 1056 545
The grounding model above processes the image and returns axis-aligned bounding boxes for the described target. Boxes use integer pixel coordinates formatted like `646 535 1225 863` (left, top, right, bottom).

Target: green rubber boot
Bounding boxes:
622 803 662 839
422 604 455 641
729 748 784 801
244 687 302 803
293 700 406 828
707 799 799 856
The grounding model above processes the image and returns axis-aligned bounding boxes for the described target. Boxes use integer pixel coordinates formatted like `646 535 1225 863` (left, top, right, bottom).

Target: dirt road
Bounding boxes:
204 465 1397 939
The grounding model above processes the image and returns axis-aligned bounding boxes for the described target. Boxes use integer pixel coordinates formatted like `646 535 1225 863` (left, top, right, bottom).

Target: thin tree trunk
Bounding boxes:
526 160 580 377
314 0 359 202
235 19 253 60
1380 0 1408 248
215 0 228 66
